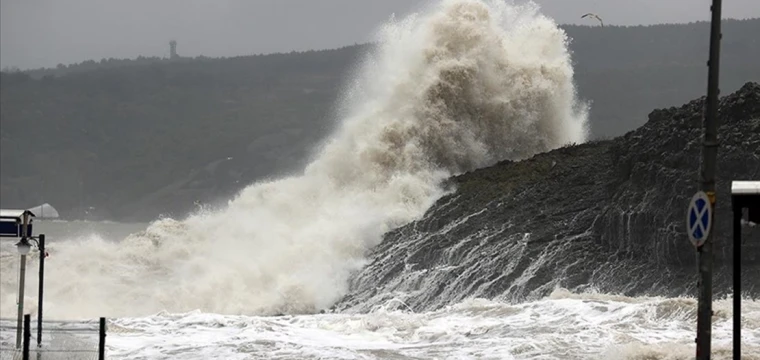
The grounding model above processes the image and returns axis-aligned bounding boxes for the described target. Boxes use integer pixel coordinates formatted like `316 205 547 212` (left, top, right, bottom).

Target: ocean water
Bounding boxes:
1 0 754 359
103 293 758 360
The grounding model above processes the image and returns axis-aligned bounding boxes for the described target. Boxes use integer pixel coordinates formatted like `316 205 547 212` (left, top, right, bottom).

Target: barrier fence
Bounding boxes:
0 315 106 360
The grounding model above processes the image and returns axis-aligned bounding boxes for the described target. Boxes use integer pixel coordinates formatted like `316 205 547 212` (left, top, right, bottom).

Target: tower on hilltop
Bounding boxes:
169 40 178 60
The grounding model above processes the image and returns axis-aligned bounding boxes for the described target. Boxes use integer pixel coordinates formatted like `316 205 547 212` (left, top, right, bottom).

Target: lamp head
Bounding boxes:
15 239 31 255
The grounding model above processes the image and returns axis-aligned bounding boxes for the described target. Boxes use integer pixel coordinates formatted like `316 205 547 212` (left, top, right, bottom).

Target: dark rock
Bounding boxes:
335 82 760 313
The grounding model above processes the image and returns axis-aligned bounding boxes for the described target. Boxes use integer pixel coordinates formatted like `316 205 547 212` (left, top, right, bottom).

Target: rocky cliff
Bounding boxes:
335 82 760 313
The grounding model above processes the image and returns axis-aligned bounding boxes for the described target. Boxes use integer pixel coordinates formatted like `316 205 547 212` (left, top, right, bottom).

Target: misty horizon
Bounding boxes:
2 0 759 70
4 17 760 72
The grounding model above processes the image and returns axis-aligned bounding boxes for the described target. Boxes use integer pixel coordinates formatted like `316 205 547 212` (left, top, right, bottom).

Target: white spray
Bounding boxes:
0 0 587 319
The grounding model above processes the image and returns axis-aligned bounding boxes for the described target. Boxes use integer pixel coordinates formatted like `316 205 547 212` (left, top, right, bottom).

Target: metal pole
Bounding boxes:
16 255 27 349
16 212 30 349
23 314 30 360
37 234 45 348
696 0 722 358
99 317 106 360
732 203 741 360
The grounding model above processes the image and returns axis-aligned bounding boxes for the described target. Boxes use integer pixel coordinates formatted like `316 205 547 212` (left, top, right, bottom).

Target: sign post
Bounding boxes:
694 0 722 358
688 190 715 359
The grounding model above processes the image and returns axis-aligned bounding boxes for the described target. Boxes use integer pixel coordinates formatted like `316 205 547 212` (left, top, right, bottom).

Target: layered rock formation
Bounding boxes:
336 82 760 312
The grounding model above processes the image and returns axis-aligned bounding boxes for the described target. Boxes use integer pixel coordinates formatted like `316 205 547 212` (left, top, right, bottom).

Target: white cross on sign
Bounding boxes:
687 191 713 247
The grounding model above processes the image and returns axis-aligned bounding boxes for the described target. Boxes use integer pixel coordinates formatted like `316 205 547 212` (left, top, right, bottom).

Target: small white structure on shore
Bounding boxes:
26 203 59 219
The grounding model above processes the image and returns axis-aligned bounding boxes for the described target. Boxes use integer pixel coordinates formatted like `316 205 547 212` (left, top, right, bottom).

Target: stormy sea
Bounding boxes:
1 0 758 359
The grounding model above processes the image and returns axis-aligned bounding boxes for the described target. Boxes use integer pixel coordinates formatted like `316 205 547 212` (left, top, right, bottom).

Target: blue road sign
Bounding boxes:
687 191 712 247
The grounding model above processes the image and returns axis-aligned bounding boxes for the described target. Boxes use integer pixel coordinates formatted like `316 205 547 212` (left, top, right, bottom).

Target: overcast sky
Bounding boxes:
2 0 758 69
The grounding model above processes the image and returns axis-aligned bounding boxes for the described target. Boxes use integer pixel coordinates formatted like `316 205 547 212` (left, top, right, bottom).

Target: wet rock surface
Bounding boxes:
335 82 760 313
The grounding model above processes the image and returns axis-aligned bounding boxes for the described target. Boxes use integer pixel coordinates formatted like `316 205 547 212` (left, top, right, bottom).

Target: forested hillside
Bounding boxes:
1 19 758 221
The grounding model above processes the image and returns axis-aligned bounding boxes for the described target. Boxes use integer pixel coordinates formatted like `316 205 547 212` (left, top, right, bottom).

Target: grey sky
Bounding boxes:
2 0 758 69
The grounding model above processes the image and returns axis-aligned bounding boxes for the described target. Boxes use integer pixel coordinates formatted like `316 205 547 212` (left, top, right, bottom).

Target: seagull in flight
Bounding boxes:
581 13 604 27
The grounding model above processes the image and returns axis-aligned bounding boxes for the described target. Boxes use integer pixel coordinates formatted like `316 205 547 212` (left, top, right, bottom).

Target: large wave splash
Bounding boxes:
0 0 587 319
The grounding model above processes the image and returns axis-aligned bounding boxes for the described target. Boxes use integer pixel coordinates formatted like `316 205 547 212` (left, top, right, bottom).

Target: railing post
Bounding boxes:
99 317 106 360
23 314 31 360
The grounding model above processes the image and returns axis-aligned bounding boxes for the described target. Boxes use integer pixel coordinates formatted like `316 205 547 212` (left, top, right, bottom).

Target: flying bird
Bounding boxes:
581 13 604 27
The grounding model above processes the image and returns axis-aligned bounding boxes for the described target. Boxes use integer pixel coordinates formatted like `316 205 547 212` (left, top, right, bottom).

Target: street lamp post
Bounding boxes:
15 235 31 349
13 235 45 350
0 209 40 350
14 211 32 349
